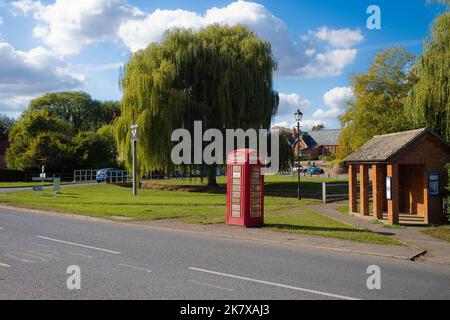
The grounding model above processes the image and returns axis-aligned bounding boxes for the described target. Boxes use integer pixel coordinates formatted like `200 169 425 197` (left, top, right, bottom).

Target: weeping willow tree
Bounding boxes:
115 24 279 186
406 7 450 141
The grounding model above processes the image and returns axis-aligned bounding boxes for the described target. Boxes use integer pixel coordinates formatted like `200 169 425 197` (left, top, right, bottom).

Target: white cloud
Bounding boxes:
278 93 310 114
0 42 84 115
301 119 327 131
0 17 3 25
299 49 357 78
11 0 44 15
323 86 354 108
312 108 342 119
312 86 354 120
15 0 361 78
12 0 143 55
313 27 364 48
272 121 290 129
271 119 327 131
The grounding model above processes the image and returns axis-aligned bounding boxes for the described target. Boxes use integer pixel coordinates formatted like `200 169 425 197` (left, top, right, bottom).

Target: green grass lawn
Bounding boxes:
0 183 399 245
0 184 314 220
422 226 450 242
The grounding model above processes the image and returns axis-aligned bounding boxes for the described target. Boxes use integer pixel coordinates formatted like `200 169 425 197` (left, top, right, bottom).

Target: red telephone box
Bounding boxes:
226 149 264 227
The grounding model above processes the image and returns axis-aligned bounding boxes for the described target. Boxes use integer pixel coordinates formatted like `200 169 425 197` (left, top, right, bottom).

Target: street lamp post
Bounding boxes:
295 109 303 200
130 124 139 196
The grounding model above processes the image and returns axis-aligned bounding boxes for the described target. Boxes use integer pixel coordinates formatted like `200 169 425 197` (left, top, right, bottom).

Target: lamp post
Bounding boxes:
130 124 139 196
295 109 303 200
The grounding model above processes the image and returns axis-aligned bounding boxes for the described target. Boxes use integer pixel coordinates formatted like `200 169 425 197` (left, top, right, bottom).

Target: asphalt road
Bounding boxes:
1 206 450 300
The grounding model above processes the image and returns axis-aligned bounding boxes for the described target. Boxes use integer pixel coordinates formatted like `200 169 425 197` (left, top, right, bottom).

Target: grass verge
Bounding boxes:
0 184 399 245
422 226 450 242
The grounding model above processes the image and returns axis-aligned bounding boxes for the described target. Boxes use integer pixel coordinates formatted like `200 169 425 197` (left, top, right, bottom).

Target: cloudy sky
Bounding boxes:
0 0 442 130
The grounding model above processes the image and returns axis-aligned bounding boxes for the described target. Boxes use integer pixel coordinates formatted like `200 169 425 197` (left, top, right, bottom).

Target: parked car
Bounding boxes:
96 168 117 183
292 164 305 173
307 165 324 175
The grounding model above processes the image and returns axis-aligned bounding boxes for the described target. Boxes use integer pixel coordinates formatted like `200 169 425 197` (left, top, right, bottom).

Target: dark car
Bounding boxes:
307 165 324 175
96 168 117 183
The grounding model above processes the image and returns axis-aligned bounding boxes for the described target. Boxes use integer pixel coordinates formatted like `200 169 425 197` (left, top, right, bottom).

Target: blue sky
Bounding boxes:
0 0 444 130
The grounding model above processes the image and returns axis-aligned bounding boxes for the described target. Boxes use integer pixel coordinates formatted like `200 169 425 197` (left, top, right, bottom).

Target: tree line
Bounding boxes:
4 92 120 173
338 1 450 158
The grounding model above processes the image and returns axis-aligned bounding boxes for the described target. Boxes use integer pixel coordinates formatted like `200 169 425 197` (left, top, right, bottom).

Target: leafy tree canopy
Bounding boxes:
338 47 416 158
116 24 279 185
29 91 120 132
6 92 120 172
0 114 15 141
312 124 325 131
405 10 450 141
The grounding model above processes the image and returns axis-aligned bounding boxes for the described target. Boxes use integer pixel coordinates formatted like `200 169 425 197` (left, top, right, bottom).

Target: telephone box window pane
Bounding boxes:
232 185 241 191
250 205 261 217
232 204 241 217
233 172 241 178
232 166 241 172
251 193 260 199
232 197 240 203
251 171 260 178
233 178 241 185
232 192 241 198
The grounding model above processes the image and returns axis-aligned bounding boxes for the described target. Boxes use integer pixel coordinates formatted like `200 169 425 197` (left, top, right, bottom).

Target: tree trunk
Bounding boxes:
207 164 218 187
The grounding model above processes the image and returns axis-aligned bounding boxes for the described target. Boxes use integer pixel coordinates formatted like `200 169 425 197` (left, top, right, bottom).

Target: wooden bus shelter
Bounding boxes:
344 128 450 225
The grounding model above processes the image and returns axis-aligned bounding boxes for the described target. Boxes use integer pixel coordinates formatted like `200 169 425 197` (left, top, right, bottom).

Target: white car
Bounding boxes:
292 165 305 173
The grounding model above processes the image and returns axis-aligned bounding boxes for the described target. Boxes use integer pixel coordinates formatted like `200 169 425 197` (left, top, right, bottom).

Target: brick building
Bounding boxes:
0 140 9 169
344 128 450 225
290 129 340 160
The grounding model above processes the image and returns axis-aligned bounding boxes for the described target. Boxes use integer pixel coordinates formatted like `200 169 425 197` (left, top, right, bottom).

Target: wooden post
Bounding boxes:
360 164 370 216
372 164 384 219
387 163 399 225
349 164 357 213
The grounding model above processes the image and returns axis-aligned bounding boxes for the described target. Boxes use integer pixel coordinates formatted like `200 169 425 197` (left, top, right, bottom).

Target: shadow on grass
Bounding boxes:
138 180 347 200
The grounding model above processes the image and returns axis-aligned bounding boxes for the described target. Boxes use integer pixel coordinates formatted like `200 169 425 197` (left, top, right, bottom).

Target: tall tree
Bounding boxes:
338 47 416 158
312 124 325 131
29 92 120 132
116 24 279 186
0 114 15 141
6 109 74 171
405 9 450 141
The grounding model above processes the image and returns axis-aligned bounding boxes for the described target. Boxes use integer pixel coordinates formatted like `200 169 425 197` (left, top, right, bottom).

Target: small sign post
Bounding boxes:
53 176 61 194
40 165 45 194
130 125 139 196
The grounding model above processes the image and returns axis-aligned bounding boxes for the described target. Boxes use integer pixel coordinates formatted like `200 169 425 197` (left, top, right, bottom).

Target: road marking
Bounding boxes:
0 261 11 268
67 251 93 259
118 263 152 273
36 236 120 255
0 227 4 230
189 267 360 300
187 279 234 292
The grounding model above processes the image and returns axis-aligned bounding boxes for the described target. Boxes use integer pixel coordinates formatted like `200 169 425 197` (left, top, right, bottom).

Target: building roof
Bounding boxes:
289 129 341 149
344 128 450 163
299 129 340 149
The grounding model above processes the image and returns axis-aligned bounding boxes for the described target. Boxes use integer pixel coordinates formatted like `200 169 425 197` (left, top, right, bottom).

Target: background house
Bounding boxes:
290 128 341 160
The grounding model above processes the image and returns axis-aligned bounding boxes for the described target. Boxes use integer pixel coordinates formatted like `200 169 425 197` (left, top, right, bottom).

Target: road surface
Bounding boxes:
0 206 450 300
